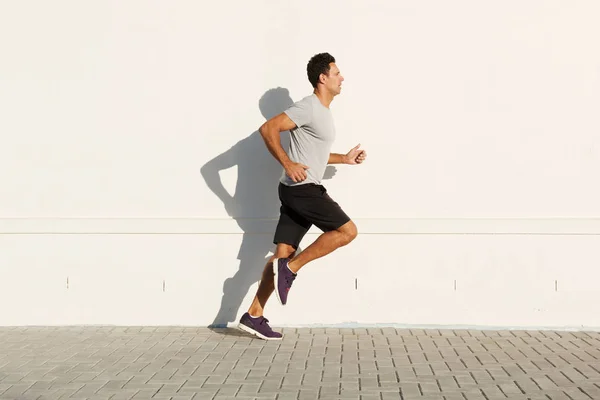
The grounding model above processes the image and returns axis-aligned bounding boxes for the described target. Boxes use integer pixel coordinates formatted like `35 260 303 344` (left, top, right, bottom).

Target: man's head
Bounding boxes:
307 52 344 96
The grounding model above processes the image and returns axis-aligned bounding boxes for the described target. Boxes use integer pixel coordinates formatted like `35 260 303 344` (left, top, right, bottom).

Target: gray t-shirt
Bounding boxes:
280 94 336 186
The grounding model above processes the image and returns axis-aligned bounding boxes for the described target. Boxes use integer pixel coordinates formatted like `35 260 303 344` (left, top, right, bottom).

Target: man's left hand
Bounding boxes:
345 144 367 165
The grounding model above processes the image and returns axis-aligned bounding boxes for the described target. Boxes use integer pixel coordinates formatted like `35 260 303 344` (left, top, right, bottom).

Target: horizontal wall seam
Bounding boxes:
2 218 600 235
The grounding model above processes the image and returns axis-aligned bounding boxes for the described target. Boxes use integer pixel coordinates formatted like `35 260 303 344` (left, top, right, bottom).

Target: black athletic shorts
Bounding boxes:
273 182 351 249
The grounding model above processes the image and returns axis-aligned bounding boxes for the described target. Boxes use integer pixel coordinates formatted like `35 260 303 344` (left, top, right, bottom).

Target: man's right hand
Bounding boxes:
285 162 310 183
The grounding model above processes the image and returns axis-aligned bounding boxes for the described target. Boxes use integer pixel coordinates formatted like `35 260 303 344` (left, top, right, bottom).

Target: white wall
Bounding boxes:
1 1 600 328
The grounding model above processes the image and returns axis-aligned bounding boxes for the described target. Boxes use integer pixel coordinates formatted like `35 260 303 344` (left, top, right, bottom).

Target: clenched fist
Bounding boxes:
346 144 367 165
285 162 310 183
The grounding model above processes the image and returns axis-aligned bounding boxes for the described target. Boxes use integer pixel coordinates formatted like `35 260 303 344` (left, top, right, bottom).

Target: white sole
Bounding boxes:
273 257 283 305
238 323 283 341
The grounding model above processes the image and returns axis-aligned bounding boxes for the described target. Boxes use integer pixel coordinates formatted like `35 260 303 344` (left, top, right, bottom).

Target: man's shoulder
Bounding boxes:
284 94 316 127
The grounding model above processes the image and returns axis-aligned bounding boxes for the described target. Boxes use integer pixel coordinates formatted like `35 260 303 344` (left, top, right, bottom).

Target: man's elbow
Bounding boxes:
259 121 274 139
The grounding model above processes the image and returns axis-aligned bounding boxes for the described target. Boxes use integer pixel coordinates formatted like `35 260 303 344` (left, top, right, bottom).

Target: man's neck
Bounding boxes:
314 88 334 108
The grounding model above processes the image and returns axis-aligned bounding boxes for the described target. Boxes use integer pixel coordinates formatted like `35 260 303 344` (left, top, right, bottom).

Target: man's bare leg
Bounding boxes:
247 243 296 317
287 220 357 273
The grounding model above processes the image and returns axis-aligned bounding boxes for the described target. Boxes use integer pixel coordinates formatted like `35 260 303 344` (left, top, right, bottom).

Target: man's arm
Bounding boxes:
259 113 296 168
259 113 310 183
329 144 367 165
328 153 349 164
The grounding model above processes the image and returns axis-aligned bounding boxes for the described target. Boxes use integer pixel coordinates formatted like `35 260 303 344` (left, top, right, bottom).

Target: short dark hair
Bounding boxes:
307 53 336 88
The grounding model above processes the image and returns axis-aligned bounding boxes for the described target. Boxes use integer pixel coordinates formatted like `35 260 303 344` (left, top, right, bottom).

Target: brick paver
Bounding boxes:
1 327 600 399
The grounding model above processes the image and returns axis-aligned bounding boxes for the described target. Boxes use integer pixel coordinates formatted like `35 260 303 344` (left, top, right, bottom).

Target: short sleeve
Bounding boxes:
284 96 313 128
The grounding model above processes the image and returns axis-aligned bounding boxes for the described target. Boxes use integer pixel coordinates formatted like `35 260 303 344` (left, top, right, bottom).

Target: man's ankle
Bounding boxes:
248 309 262 317
287 259 300 274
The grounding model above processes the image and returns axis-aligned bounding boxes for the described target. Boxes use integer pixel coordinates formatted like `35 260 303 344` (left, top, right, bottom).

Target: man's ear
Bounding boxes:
319 73 327 85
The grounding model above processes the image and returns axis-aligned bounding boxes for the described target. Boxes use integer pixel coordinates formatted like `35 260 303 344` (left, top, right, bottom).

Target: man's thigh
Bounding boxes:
281 183 351 233
273 204 311 250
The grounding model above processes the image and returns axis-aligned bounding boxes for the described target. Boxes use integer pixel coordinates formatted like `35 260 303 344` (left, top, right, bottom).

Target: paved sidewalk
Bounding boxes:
1 327 600 400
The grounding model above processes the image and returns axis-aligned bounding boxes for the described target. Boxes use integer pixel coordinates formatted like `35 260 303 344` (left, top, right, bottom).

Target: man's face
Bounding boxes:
322 63 344 95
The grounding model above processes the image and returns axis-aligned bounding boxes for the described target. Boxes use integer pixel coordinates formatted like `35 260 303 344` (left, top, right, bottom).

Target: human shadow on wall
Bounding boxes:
200 87 336 328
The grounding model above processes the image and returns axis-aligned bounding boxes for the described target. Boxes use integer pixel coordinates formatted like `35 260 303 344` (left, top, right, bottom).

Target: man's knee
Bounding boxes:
338 220 358 245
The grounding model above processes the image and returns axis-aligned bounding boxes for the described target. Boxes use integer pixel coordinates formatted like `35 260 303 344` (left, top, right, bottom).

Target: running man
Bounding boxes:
238 53 367 340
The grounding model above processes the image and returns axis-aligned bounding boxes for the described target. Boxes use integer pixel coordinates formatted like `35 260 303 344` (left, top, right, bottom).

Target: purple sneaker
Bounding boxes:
273 257 296 305
238 312 283 341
